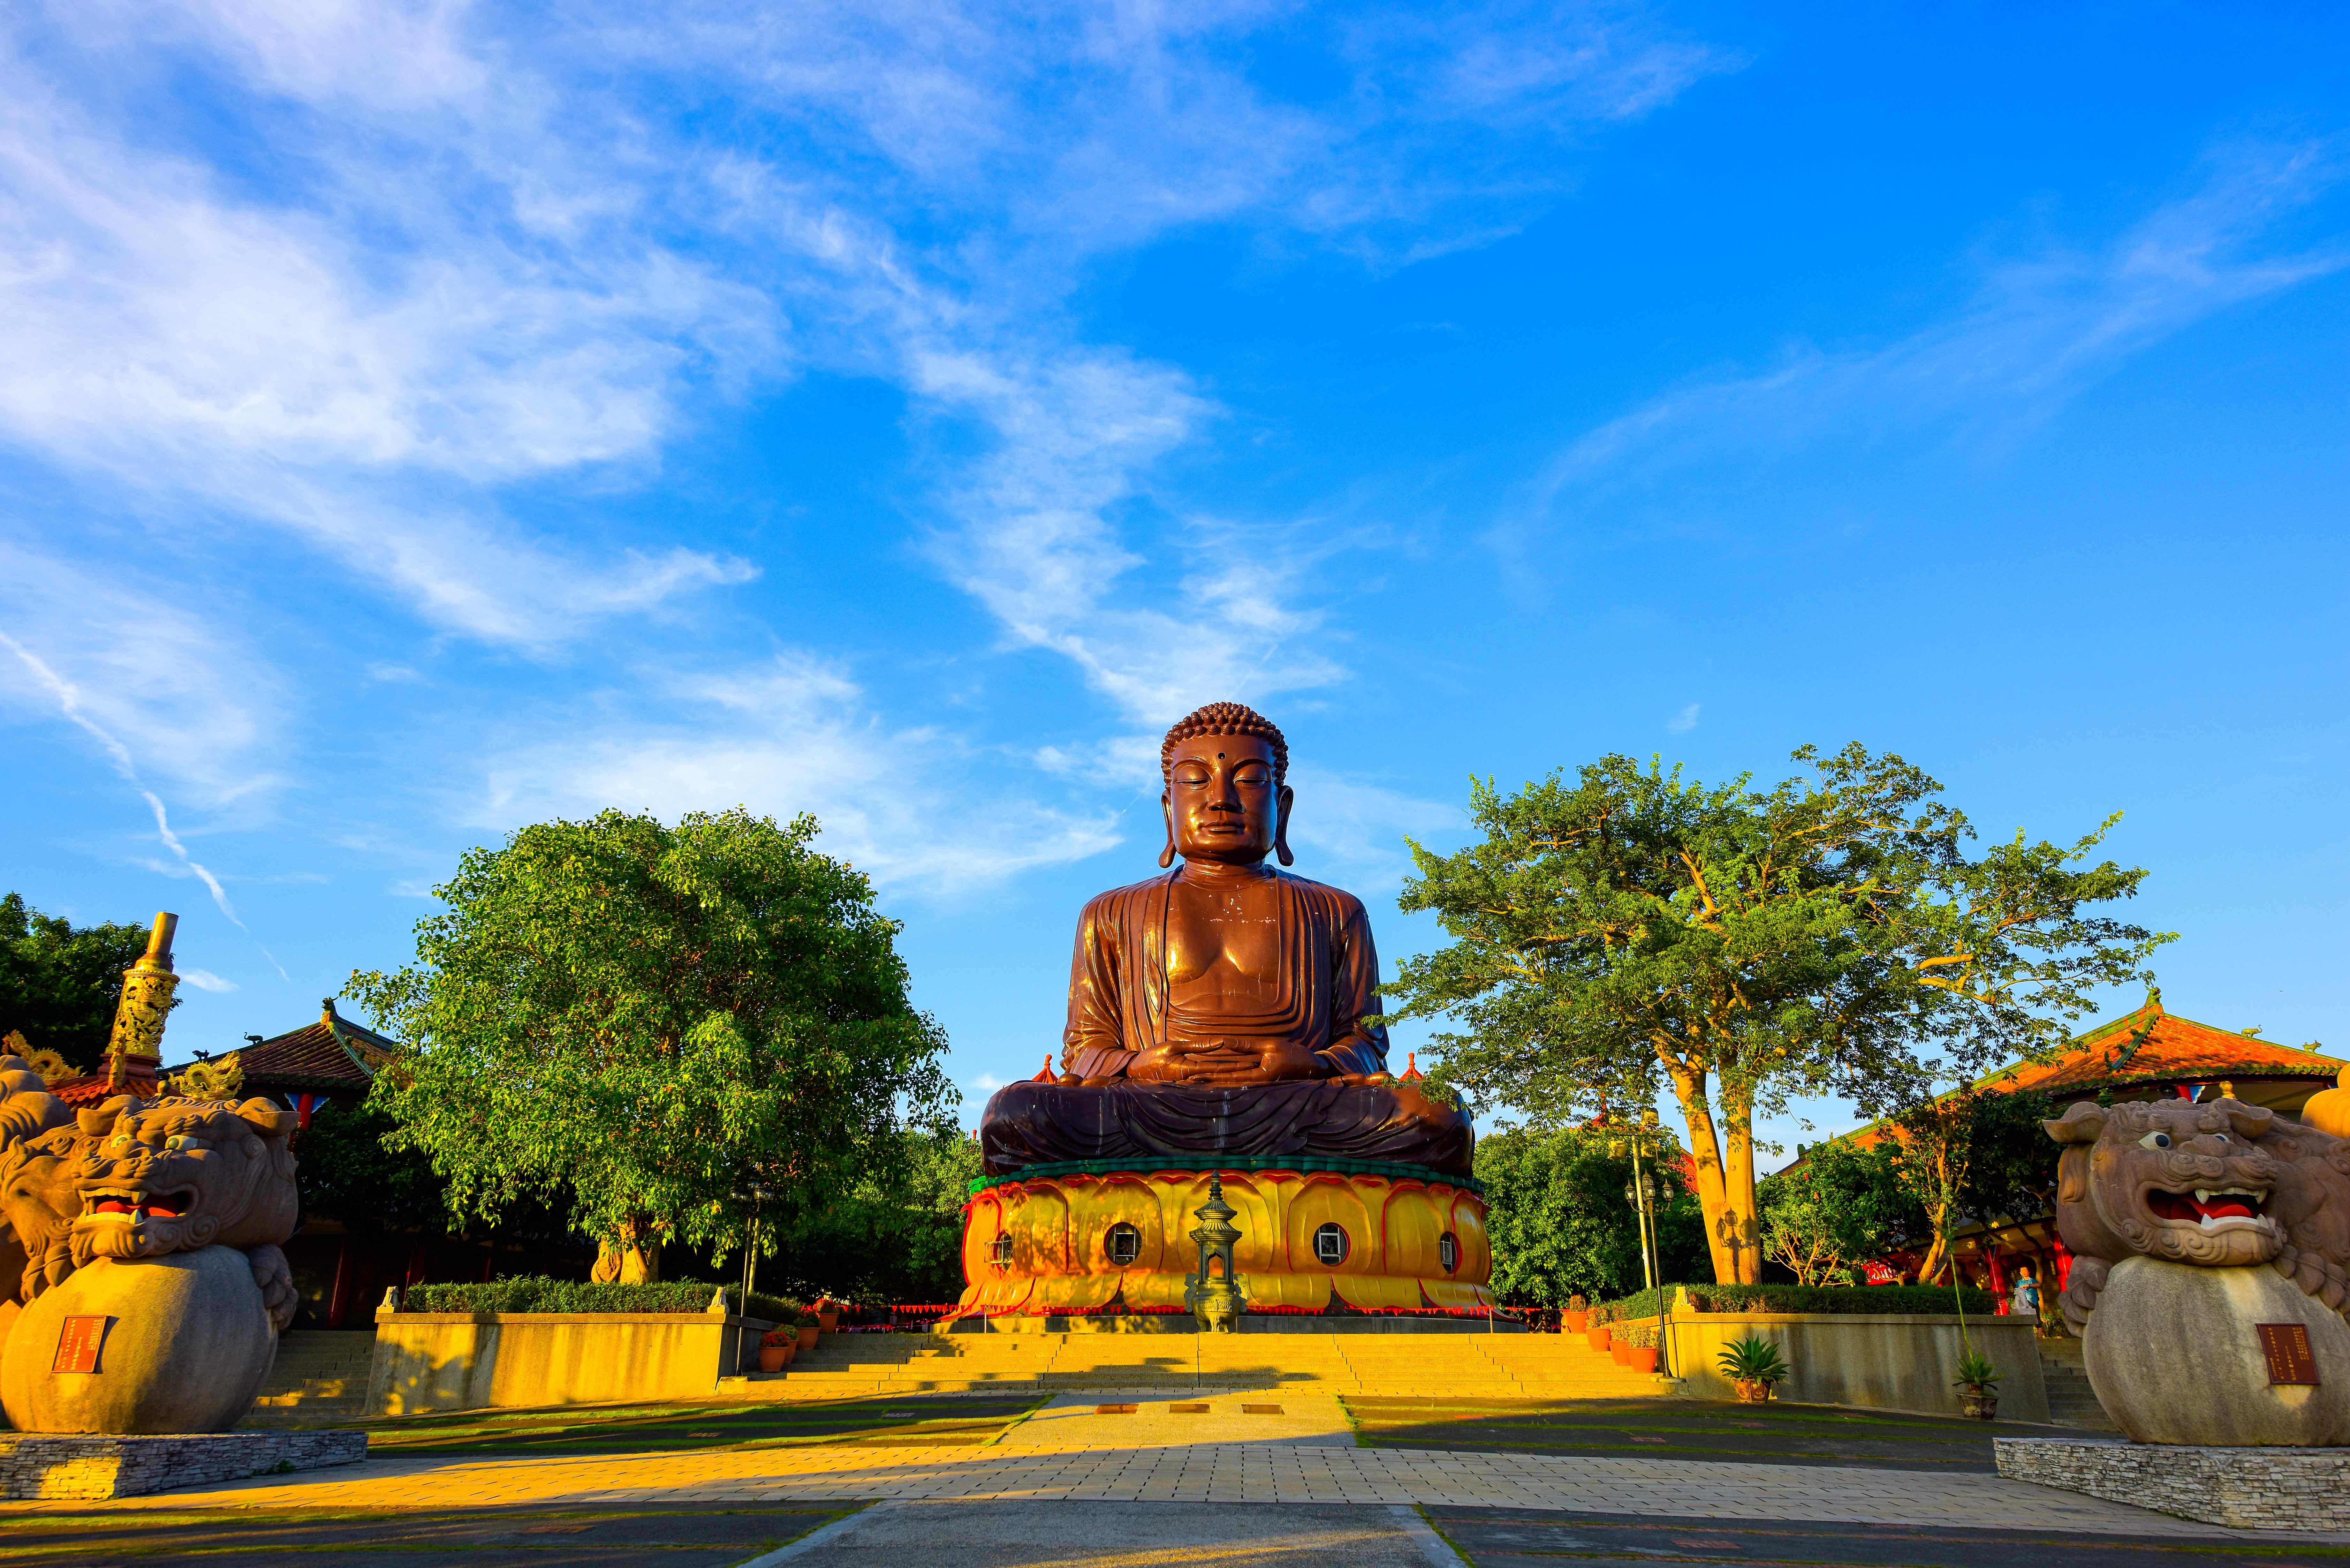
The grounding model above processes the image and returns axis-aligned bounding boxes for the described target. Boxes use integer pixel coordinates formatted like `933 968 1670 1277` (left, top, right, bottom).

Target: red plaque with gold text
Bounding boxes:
2257 1322 2320 1385
50 1315 107 1375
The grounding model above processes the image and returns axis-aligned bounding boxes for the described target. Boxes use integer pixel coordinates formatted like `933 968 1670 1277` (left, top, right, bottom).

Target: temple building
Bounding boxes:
221 998 396 1126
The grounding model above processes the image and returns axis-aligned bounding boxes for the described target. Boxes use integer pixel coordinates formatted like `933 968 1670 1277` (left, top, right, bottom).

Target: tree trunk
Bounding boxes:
1720 1089 1762 1285
1664 1058 1740 1285
592 1214 661 1284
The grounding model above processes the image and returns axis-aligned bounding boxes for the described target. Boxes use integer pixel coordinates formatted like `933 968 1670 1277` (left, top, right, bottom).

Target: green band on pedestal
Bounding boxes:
968 1155 1482 1197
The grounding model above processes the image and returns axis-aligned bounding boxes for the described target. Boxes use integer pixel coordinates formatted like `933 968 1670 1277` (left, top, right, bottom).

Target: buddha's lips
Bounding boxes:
2147 1186 2266 1228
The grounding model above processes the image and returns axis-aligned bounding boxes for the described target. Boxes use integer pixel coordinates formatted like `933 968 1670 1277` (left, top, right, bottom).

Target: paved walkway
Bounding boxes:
2 1436 2275 1539
994 1391 1355 1449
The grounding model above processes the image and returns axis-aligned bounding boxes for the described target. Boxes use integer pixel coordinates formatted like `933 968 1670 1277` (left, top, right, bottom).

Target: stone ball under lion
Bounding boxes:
2084 1255 2350 1446
0 1247 279 1434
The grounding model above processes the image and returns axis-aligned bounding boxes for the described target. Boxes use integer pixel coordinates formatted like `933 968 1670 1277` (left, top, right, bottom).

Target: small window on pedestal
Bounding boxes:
1106 1223 1142 1265
1439 1231 1459 1273
989 1233 1013 1268
1314 1222 1349 1265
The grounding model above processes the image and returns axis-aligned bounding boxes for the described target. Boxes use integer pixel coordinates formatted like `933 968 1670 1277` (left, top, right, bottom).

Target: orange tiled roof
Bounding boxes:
49 1057 162 1106
1786 996 2339 1168
1983 994 2342 1098
206 999 397 1094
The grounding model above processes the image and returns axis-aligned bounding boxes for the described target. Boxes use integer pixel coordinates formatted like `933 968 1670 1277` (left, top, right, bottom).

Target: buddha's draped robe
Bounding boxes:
980 868 1474 1178
1062 868 1388 1083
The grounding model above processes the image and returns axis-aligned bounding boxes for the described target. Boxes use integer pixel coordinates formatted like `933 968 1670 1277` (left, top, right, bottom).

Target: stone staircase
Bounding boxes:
243 1330 377 1425
2035 1335 2118 1431
717 1329 1674 1402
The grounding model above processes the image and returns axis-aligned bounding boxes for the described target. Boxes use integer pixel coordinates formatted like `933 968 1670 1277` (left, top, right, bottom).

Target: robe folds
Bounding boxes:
980 1076 1475 1178
1061 866 1388 1082
979 865 1474 1178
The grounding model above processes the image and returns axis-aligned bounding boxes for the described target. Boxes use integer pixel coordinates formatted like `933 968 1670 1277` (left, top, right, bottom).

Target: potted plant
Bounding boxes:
1621 1323 1660 1375
815 1297 842 1332
796 1310 821 1353
1954 1351 2000 1420
1559 1293 1588 1334
757 1328 795 1373
1585 1310 1614 1354
1716 1335 1789 1404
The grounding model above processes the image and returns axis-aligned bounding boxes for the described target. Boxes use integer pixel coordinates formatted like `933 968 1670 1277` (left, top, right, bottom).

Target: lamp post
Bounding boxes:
1623 1113 1673 1380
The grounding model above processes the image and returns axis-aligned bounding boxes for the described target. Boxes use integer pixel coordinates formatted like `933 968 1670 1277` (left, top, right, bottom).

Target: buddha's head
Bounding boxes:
1159 701 1293 869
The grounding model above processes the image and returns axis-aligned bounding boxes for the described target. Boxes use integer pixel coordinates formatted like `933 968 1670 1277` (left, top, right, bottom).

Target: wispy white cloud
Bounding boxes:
481 653 1124 897
1283 767 1459 892
1667 703 1699 732
178 967 238 994
0 621 249 933
0 544 281 808
0 0 1730 896
1530 140 2349 509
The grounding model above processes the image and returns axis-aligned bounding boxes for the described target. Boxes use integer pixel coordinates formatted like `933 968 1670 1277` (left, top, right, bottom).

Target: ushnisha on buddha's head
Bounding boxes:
1158 702 1294 870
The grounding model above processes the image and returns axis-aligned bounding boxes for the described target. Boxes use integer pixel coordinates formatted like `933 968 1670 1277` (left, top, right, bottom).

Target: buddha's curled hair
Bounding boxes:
1161 702 1288 786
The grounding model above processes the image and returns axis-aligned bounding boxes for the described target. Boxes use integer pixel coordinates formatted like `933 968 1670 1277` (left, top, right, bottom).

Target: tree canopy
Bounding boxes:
1757 1138 1917 1286
1389 745 2168 1284
346 808 954 1283
772 1127 982 1304
0 892 157 1071
1475 1123 1707 1306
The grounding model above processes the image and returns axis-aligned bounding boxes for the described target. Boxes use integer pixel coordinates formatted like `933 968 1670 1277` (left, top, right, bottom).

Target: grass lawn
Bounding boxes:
1345 1395 2073 1470
335 1395 1042 1456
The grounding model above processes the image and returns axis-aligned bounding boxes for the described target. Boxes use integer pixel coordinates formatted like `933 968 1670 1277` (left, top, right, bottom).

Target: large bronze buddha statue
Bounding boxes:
981 702 1473 1178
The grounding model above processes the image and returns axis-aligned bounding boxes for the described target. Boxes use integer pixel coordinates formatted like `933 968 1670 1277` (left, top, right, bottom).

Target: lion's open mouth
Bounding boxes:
83 1186 191 1222
2147 1186 2269 1230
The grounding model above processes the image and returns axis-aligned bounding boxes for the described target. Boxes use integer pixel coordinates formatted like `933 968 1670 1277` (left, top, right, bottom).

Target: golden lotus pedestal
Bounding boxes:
951 1162 1492 1323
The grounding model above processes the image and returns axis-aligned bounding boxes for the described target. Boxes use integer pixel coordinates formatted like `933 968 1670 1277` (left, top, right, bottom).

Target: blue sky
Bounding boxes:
4 3 2346 1158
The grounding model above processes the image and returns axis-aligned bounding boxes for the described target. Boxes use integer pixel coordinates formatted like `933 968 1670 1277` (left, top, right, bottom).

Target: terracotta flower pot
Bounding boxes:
758 1345 789 1373
798 1325 820 1352
1959 1389 1997 1421
1628 1346 1659 1375
817 1310 840 1331
1558 1310 1588 1333
1586 1325 1613 1353
1734 1378 1773 1404
1611 1338 1632 1366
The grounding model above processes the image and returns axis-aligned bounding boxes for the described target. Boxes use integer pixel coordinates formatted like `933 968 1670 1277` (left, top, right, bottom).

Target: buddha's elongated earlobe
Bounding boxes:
1274 785 1295 867
1159 794 1177 868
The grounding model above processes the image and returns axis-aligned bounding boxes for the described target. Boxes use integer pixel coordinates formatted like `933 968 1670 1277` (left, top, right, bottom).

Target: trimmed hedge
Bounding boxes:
399 1277 808 1321
1595 1284 2001 1320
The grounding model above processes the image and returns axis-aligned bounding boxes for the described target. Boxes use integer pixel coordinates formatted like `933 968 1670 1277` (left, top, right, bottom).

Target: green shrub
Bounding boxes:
1598 1283 1999 1319
1953 1351 2000 1392
401 1277 807 1316
1716 1335 1790 1385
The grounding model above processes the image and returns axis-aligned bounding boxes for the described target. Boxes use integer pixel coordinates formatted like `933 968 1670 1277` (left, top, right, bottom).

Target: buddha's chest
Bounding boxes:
1161 886 1285 987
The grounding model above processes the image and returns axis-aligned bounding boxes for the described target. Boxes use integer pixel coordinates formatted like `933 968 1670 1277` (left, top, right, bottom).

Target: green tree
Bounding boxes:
1882 1085 2058 1283
294 1099 453 1238
773 1127 982 1304
346 808 954 1283
1758 1138 1916 1286
1389 746 2167 1284
0 893 158 1070
1475 1123 1706 1306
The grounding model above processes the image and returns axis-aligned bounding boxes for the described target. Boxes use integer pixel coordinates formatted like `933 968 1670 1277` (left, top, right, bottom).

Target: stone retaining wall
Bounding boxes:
369 1310 777 1413
0 1430 367 1500
1995 1435 2350 1531
1627 1312 2050 1423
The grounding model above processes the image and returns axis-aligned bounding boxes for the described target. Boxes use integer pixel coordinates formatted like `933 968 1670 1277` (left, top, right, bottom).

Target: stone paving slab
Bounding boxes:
994 1392 1354 1450
0 1440 2296 1538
